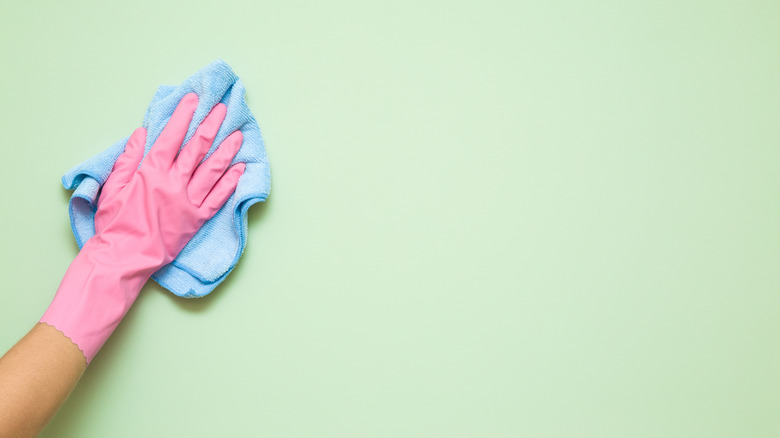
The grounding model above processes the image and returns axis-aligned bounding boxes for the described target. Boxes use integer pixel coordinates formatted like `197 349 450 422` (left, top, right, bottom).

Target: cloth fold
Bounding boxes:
63 59 270 298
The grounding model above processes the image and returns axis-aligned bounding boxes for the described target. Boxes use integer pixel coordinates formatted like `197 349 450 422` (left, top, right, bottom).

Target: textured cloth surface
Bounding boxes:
63 60 270 298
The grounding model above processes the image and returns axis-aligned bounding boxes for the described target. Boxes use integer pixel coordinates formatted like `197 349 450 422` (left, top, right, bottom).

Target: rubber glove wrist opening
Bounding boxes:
41 238 151 361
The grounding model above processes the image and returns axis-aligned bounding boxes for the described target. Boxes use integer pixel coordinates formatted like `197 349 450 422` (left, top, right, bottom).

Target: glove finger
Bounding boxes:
188 130 243 206
199 162 246 216
174 103 227 176
99 127 146 207
146 92 198 169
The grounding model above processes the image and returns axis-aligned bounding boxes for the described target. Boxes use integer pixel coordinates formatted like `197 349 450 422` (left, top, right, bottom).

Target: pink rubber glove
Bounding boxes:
41 93 246 364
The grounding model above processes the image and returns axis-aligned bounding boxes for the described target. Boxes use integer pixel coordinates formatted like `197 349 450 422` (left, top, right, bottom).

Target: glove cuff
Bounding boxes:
40 238 152 364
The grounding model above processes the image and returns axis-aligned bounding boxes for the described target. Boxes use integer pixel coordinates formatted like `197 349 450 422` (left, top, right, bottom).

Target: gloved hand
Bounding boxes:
41 93 245 363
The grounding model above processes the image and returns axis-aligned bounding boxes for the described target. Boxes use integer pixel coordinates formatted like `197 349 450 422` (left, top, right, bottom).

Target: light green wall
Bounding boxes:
1 1 780 436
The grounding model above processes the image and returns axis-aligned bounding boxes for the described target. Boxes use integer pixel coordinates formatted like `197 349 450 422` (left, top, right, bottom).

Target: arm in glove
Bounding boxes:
41 92 246 363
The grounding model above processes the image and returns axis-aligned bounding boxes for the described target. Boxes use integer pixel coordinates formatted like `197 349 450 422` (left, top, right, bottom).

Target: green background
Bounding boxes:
1 1 779 436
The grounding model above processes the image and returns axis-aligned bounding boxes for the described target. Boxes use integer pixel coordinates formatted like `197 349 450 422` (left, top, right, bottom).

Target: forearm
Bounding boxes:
0 240 144 437
0 323 86 438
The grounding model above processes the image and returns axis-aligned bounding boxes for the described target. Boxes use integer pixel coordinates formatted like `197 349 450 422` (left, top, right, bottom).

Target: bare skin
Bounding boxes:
0 323 86 438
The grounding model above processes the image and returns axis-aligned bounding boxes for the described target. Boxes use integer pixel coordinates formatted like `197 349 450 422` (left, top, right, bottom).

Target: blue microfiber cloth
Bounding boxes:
63 60 270 298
